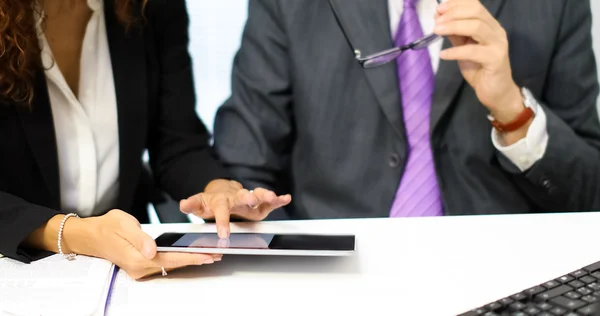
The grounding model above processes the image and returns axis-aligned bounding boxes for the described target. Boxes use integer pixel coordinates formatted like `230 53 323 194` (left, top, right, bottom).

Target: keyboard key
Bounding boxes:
512 293 528 302
524 306 540 314
486 302 503 311
536 285 573 301
592 272 600 279
589 283 600 291
550 306 567 315
501 298 515 306
583 261 600 273
550 296 586 310
483 313 499 316
582 295 598 303
565 291 582 299
594 291 600 297
577 305 598 316
581 276 597 284
558 275 575 284
538 313 553 316
457 309 487 316
510 302 527 311
578 303 599 315
543 280 560 289
570 280 586 288
537 302 553 310
510 312 527 316
526 286 546 297
571 270 588 278
578 287 593 296
564 313 580 316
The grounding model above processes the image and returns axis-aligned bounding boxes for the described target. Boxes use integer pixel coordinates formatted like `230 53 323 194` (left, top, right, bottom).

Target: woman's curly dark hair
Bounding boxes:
0 0 146 106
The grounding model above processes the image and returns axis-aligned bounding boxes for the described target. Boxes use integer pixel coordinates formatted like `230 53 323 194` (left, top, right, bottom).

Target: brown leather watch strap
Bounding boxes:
489 107 535 133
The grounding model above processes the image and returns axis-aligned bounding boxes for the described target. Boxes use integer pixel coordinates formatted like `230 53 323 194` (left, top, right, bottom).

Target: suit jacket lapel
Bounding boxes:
104 2 148 208
430 0 506 136
330 0 405 138
18 71 61 209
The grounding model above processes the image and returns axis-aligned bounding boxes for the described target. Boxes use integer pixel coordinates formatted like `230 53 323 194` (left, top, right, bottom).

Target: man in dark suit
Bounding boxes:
214 0 600 220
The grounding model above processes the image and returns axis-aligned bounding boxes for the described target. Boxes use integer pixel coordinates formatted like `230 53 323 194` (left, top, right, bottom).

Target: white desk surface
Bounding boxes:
106 212 600 316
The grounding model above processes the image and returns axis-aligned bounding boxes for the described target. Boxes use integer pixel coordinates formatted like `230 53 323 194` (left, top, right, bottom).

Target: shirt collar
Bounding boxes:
87 0 103 12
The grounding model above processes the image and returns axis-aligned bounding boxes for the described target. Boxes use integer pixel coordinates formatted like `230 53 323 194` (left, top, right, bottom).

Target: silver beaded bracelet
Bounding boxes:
58 213 79 260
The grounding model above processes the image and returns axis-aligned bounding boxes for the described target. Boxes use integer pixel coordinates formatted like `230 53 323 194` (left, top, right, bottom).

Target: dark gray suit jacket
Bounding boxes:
214 0 600 220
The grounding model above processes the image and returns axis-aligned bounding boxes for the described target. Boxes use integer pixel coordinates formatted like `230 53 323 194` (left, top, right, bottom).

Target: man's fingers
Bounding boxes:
180 194 209 217
235 189 260 208
437 1 499 29
209 196 232 238
252 188 277 204
434 19 496 45
439 44 492 64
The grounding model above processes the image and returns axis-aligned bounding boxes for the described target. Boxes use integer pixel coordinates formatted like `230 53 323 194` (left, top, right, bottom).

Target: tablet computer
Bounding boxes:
155 232 356 256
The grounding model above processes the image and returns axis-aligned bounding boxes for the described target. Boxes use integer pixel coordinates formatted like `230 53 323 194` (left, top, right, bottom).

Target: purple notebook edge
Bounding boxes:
103 266 120 316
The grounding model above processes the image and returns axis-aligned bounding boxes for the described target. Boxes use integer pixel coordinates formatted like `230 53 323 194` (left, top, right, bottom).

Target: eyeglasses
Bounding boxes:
328 0 443 69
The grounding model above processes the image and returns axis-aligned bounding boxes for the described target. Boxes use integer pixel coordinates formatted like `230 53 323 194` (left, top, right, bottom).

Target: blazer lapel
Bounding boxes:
330 0 405 138
104 2 148 208
18 71 61 209
430 0 506 136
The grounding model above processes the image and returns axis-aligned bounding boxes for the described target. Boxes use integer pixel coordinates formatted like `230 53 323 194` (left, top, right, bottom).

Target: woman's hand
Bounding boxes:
179 179 292 238
67 210 221 280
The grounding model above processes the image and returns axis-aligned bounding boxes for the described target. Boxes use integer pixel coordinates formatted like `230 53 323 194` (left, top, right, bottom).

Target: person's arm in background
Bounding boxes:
435 0 600 211
213 0 294 220
504 0 600 211
146 0 291 230
145 0 230 200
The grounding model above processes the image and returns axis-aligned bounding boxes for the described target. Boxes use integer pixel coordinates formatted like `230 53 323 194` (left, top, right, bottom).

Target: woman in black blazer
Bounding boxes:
0 0 290 279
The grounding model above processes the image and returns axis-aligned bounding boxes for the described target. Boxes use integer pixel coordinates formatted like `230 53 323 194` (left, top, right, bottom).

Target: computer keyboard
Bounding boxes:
458 261 600 316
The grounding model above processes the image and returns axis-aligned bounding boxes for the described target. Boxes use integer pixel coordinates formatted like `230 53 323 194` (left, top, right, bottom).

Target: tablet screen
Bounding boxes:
155 233 355 251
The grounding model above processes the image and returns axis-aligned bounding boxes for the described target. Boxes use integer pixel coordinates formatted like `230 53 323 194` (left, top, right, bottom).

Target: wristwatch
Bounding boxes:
488 87 536 133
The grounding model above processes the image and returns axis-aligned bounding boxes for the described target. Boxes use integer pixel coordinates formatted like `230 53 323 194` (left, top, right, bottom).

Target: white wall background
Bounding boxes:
187 1 248 132
186 1 600 132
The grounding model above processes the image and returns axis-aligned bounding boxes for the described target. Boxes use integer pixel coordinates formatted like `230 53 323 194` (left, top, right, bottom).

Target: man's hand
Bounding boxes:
434 0 530 144
179 180 292 238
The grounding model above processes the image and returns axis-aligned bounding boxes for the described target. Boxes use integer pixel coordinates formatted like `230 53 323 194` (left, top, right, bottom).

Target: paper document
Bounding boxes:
0 255 114 316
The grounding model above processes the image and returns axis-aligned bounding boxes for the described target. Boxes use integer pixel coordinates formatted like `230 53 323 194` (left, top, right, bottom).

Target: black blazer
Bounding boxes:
0 0 227 262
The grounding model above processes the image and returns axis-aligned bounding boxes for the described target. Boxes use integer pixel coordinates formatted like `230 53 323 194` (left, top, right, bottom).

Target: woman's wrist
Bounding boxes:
61 216 97 257
24 214 97 257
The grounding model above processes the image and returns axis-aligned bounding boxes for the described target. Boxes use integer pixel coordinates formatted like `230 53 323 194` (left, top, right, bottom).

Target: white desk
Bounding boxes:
106 212 600 316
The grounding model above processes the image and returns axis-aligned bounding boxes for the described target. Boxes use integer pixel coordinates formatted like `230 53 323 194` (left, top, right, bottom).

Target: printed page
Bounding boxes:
0 255 114 316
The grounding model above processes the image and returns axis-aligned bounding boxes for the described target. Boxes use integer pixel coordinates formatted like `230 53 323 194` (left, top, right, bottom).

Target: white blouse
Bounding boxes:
38 0 119 217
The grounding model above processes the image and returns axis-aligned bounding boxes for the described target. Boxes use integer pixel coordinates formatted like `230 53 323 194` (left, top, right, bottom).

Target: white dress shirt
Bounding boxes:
38 0 120 217
388 0 549 171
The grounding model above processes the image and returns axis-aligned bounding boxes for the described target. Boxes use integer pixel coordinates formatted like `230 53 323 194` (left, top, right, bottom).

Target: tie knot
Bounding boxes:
404 0 419 8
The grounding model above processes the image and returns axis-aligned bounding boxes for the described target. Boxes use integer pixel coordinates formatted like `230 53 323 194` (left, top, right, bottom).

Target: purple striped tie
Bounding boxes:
389 0 443 217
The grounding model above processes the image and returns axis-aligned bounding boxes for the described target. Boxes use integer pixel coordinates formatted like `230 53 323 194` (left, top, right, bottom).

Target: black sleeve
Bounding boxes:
213 0 294 196
145 0 230 201
0 191 60 263
497 0 600 211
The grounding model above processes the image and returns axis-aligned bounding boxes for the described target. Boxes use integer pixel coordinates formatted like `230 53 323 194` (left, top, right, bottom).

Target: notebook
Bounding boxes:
0 255 119 316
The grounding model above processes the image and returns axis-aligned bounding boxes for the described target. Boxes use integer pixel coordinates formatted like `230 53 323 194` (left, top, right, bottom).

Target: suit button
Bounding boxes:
539 177 553 189
389 153 401 168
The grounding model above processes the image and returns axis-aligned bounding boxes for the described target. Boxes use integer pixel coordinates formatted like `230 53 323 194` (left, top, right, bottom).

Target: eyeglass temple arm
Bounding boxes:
327 0 363 59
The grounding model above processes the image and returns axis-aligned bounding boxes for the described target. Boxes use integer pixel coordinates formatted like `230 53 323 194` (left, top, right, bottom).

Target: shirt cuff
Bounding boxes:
491 97 549 172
